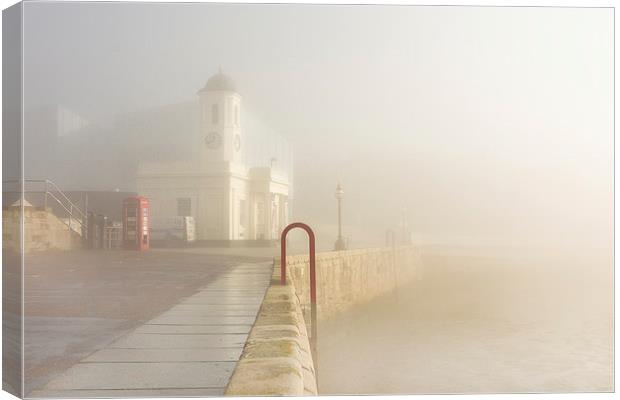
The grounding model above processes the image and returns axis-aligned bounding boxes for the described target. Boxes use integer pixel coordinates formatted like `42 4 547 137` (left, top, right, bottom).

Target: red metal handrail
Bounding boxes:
280 222 316 304
280 222 319 384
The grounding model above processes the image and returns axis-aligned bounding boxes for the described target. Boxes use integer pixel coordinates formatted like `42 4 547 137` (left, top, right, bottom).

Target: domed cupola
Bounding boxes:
199 69 237 93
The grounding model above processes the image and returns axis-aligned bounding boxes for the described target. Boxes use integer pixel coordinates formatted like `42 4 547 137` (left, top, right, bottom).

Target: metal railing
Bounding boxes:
3 179 87 236
104 225 123 249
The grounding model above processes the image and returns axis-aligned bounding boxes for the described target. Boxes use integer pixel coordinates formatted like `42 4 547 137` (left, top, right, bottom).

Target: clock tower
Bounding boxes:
198 70 243 167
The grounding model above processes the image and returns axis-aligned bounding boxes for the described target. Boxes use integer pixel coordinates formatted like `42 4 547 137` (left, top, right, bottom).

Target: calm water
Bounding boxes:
317 246 613 394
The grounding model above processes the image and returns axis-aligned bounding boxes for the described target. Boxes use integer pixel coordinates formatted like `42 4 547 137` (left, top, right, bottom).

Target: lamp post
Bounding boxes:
334 182 346 251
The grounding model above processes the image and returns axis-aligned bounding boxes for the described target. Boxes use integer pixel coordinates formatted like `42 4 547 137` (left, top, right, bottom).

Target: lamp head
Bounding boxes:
335 182 344 199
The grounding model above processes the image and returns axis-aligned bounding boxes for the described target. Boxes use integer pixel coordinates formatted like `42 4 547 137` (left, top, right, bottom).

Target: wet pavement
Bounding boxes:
22 249 273 397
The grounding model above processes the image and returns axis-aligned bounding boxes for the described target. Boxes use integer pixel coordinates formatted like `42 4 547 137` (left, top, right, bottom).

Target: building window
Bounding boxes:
211 104 218 124
177 198 191 217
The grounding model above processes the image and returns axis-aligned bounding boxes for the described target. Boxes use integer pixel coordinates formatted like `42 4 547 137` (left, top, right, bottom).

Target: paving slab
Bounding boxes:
210 278 270 282
83 348 242 362
197 286 269 291
178 298 265 305
109 333 247 349
161 309 259 316
187 290 267 294
135 324 252 334
187 297 265 304
170 303 261 311
44 362 235 390
180 298 264 305
190 292 266 298
28 388 225 398
147 315 257 325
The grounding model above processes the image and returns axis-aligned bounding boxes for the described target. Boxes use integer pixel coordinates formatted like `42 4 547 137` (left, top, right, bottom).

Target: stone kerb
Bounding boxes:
225 272 318 396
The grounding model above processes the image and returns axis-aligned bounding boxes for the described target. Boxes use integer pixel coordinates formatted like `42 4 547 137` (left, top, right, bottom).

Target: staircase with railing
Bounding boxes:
3 179 87 237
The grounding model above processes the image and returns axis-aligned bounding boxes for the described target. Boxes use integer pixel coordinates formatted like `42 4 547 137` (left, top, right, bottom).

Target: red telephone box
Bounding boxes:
122 196 150 251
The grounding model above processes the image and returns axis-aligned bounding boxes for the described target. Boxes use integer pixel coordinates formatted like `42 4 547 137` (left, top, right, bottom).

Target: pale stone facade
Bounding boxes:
136 72 291 243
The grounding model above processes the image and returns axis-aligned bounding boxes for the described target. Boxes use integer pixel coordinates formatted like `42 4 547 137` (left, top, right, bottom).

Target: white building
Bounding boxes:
135 71 292 244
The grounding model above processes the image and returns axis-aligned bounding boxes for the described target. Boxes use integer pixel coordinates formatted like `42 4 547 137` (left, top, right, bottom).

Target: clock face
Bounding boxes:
234 134 241 152
205 132 222 149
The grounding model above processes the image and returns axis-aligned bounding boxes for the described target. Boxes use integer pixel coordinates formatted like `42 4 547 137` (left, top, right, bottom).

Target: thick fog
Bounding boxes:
22 4 612 250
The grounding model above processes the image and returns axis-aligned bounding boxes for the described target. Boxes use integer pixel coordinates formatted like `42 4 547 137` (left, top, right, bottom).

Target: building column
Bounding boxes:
278 194 287 235
270 194 279 240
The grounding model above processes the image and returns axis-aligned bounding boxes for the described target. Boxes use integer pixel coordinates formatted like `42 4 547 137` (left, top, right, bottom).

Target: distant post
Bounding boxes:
334 182 346 251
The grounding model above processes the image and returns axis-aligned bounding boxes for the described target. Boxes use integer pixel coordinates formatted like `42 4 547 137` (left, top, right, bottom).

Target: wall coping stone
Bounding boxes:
225 278 317 396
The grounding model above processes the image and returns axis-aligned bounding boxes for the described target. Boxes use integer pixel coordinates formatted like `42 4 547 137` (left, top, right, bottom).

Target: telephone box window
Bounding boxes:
177 198 191 217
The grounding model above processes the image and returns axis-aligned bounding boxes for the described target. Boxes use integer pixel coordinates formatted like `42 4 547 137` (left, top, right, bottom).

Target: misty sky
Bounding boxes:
22 3 613 248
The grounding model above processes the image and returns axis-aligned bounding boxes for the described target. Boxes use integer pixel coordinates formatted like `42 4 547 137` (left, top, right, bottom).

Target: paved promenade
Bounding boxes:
30 262 272 398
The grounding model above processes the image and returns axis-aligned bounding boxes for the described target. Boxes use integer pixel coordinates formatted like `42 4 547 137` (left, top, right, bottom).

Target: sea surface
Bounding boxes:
317 245 613 394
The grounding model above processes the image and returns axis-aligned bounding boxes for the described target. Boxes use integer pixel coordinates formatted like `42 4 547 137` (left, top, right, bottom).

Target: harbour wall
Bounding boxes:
226 245 421 396
284 246 421 320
